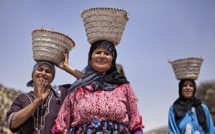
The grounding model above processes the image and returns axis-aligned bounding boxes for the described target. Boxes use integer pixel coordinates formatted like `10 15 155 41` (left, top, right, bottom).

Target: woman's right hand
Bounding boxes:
10 78 50 129
34 78 50 103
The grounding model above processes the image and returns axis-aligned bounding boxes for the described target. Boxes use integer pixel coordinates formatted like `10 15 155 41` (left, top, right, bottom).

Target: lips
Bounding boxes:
37 76 48 80
97 61 106 64
184 90 192 93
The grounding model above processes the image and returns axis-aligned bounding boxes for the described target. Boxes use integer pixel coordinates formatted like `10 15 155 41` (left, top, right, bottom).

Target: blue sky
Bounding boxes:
0 0 215 132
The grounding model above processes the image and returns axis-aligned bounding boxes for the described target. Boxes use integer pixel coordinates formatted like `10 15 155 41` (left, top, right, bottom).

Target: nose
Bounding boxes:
41 70 46 75
99 52 105 58
186 85 192 90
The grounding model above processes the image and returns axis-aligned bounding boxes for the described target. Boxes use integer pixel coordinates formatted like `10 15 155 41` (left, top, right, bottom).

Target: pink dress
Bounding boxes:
54 83 143 134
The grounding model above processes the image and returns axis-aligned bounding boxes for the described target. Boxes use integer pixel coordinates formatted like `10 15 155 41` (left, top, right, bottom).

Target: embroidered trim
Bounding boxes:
26 91 53 133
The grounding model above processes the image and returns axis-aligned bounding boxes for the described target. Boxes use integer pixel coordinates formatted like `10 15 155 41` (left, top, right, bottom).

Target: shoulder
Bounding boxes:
116 83 133 92
168 105 174 113
58 84 72 97
59 84 71 91
59 84 72 88
10 93 31 107
15 93 29 101
118 83 132 89
201 103 210 111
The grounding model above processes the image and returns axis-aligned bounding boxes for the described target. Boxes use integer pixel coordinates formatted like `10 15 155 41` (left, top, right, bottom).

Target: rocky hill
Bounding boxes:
145 126 167 134
195 80 215 125
0 84 22 134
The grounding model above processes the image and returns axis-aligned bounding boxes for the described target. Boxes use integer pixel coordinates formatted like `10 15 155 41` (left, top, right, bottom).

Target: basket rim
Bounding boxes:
168 56 204 64
32 28 75 46
81 7 129 18
81 7 128 14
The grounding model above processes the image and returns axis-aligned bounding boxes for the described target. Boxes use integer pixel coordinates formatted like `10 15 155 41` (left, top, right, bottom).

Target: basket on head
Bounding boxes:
81 7 129 46
168 56 204 80
32 25 75 64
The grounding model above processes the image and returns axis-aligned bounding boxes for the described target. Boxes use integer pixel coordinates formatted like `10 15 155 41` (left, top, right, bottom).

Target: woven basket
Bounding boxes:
81 7 129 46
32 25 75 64
168 56 204 80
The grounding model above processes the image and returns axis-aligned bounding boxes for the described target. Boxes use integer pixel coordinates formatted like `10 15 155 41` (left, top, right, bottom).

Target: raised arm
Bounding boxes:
56 50 83 79
10 78 50 129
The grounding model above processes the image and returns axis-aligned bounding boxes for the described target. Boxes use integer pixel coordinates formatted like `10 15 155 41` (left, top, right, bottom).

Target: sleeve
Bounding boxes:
168 105 180 134
52 93 74 134
131 127 144 134
125 84 144 132
6 94 26 133
201 104 215 133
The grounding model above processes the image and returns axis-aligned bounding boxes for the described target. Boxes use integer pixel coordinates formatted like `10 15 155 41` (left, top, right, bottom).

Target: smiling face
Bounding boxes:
32 63 53 87
91 46 113 73
181 80 195 99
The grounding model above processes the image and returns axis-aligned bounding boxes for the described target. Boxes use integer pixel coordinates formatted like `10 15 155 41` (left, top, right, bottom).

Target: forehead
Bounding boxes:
184 80 193 85
38 63 52 70
93 46 111 52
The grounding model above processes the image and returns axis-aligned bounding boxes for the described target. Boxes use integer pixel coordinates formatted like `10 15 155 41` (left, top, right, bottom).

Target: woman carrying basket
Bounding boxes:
168 57 215 134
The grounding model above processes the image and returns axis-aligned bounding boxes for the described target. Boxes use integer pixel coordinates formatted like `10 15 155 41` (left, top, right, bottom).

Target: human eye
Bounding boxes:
104 52 110 56
95 51 101 54
37 68 43 72
183 84 187 87
46 70 52 74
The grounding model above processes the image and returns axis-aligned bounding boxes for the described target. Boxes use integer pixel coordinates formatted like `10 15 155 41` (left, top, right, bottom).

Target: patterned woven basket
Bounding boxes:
168 56 204 80
81 7 129 46
32 25 75 64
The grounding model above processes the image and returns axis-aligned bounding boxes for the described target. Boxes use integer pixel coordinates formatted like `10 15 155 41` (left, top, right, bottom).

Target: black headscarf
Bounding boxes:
68 40 129 93
173 79 207 131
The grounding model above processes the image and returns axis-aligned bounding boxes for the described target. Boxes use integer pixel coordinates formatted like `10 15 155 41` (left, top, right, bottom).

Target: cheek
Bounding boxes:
32 71 38 78
48 74 53 80
182 89 186 94
91 54 97 62
107 56 113 63
191 90 195 94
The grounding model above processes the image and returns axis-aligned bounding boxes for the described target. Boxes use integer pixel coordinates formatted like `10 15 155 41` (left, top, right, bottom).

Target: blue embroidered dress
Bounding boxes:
168 104 215 134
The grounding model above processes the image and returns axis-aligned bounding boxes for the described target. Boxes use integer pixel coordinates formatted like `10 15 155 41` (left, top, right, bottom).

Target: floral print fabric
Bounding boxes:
68 120 130 134
54 84 143 134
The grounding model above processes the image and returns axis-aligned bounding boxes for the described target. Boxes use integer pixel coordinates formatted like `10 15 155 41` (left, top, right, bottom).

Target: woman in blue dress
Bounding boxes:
168 79 215 134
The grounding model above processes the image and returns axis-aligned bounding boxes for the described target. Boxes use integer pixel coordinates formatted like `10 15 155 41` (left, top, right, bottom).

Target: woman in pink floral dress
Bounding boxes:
52 40 144 134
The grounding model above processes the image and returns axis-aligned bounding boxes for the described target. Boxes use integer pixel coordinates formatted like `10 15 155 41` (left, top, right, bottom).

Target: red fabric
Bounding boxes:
54 84 143 134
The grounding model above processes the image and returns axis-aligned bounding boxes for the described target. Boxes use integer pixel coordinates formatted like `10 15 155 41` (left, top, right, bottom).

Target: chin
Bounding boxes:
97 70 106 73
185 96 193 99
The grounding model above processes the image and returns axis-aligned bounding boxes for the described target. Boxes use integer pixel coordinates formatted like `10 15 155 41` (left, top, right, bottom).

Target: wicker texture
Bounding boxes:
32 28 75 64
168 57 204 80
81 7 129 46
